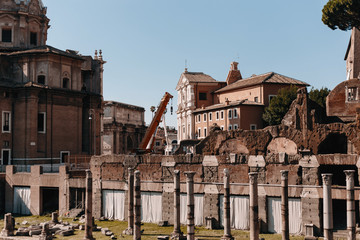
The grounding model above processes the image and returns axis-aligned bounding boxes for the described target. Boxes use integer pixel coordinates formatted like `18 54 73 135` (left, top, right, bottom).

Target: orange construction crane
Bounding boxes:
137 92 173 153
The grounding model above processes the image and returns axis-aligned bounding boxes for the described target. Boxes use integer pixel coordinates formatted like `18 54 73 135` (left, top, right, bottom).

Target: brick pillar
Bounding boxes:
249 172 259 240
185 171 196 240
134 170 141 240
172 170 183 238
322 174 333 240
344 170 355 240
221 168 233 240
124 168 134 235
84 170 94 240
281 170 289 240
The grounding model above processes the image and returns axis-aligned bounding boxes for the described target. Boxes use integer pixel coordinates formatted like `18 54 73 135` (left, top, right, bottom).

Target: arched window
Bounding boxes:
63 78 69 89
37 75 45 84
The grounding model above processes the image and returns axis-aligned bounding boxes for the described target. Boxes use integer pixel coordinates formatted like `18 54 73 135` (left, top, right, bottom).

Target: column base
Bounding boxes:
171 231 185 240
221 235 234 240
123 227 134 235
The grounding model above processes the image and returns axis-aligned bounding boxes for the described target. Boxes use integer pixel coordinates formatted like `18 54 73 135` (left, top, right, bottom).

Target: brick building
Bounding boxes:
0 0 104 169
176 62 308 141
102 101 146 155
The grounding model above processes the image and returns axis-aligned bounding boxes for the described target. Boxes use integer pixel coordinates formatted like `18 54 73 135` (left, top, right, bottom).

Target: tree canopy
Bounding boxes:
309 87 330 108
322 0 360 30
262 85 298 126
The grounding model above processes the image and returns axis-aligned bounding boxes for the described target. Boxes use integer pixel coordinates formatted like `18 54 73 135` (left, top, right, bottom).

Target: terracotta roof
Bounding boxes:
215 72 309 93
183 72 218 83
193 99 263 113
6 45 84 60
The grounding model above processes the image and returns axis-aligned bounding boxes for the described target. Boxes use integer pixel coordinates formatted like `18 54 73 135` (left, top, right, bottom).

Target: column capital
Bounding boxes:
184 171 196 179
280 170 288 180
85 169 92 178
321 173 333 186
134 170 140 177
344 170 355 179
174 169 180 176
128 168 134 175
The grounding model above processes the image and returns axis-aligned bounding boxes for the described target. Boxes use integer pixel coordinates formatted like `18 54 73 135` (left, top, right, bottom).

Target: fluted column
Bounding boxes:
84 170 94 240
249 172 259 240
221 168 233 240
322 174 333 240
134 170 141 240
281 170 289 240
172 170 183 238
345 170 355 240
185 171 196 240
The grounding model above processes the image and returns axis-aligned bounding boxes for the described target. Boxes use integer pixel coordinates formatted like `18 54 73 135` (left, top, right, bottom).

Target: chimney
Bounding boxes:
226 61 242 85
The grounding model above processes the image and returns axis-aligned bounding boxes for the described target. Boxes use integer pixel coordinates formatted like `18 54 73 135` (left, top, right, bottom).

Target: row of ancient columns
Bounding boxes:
322 170 356 240
84 168 357 240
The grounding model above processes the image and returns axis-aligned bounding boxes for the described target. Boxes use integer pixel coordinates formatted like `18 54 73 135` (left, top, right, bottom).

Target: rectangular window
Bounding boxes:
1 149 10 165
269 95 276 104
199 92 207 100
233 108 238 118
197 115 201 123
155 141 160 146
220 111 224 120
228 125 232 130
2 29 11 43
228 109 232 119
250 124 257 130
209 112 212 121
30 32 37 46
347 87 358 101
254 96 259 102
2 111 10 133
198 128 201 138
216 111 219 120
38 112 46 133
234 124 238 130
204 127 207 137
37 75 45 84
60 151 70 163
203 113 207 122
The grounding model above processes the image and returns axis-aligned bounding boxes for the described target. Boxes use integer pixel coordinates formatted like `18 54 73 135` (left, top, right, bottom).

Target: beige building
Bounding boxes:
177 62 309 141
102 101 146 155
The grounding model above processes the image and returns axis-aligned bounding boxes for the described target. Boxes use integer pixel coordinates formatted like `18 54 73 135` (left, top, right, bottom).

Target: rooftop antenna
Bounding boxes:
185 59 188 72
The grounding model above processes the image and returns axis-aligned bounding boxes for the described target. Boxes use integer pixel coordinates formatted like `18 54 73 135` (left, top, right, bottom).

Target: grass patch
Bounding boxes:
0 215 306 240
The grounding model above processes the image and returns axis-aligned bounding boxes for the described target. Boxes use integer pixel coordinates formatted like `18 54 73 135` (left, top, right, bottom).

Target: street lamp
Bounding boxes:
89 109 96 155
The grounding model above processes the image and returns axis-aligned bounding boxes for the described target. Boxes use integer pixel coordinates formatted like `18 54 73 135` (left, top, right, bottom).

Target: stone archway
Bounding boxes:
266 137 298 155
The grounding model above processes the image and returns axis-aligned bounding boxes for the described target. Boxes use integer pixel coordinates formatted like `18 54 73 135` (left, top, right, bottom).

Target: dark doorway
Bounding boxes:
319 165 359 186
70 188 85 209
318 133 347 154
42 188 58 214
333 199 346 230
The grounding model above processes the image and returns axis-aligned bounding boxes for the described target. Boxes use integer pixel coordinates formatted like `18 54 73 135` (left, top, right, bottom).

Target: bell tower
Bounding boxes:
0 0 49 49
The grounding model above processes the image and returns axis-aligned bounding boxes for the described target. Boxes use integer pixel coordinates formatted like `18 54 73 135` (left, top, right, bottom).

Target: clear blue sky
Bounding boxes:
44 0 351 128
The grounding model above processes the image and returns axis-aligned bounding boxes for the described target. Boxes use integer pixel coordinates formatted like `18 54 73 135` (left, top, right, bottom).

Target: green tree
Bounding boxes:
262 85 298 126
322 0 360 30
309 87 330 108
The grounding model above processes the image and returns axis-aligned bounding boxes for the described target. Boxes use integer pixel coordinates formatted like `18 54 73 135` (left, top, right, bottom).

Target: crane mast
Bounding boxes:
137 92 173 153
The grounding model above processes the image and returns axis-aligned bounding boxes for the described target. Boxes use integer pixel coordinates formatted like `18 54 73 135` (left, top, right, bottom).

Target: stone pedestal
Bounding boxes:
322 174 333 240
249 172 259 240
185 171 196 240
0 213 14 237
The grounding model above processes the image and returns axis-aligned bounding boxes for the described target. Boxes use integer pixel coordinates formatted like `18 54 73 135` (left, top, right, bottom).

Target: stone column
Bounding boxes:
322 174 333 240
84 170 94 240
249 172 259 240
0 213 14 236
281 170 289 240
134 170 141 240
124 168 134 235
222 169 233 240
345 170 355 240
172 170 183 238
185 171 196 240
51 212 59 224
